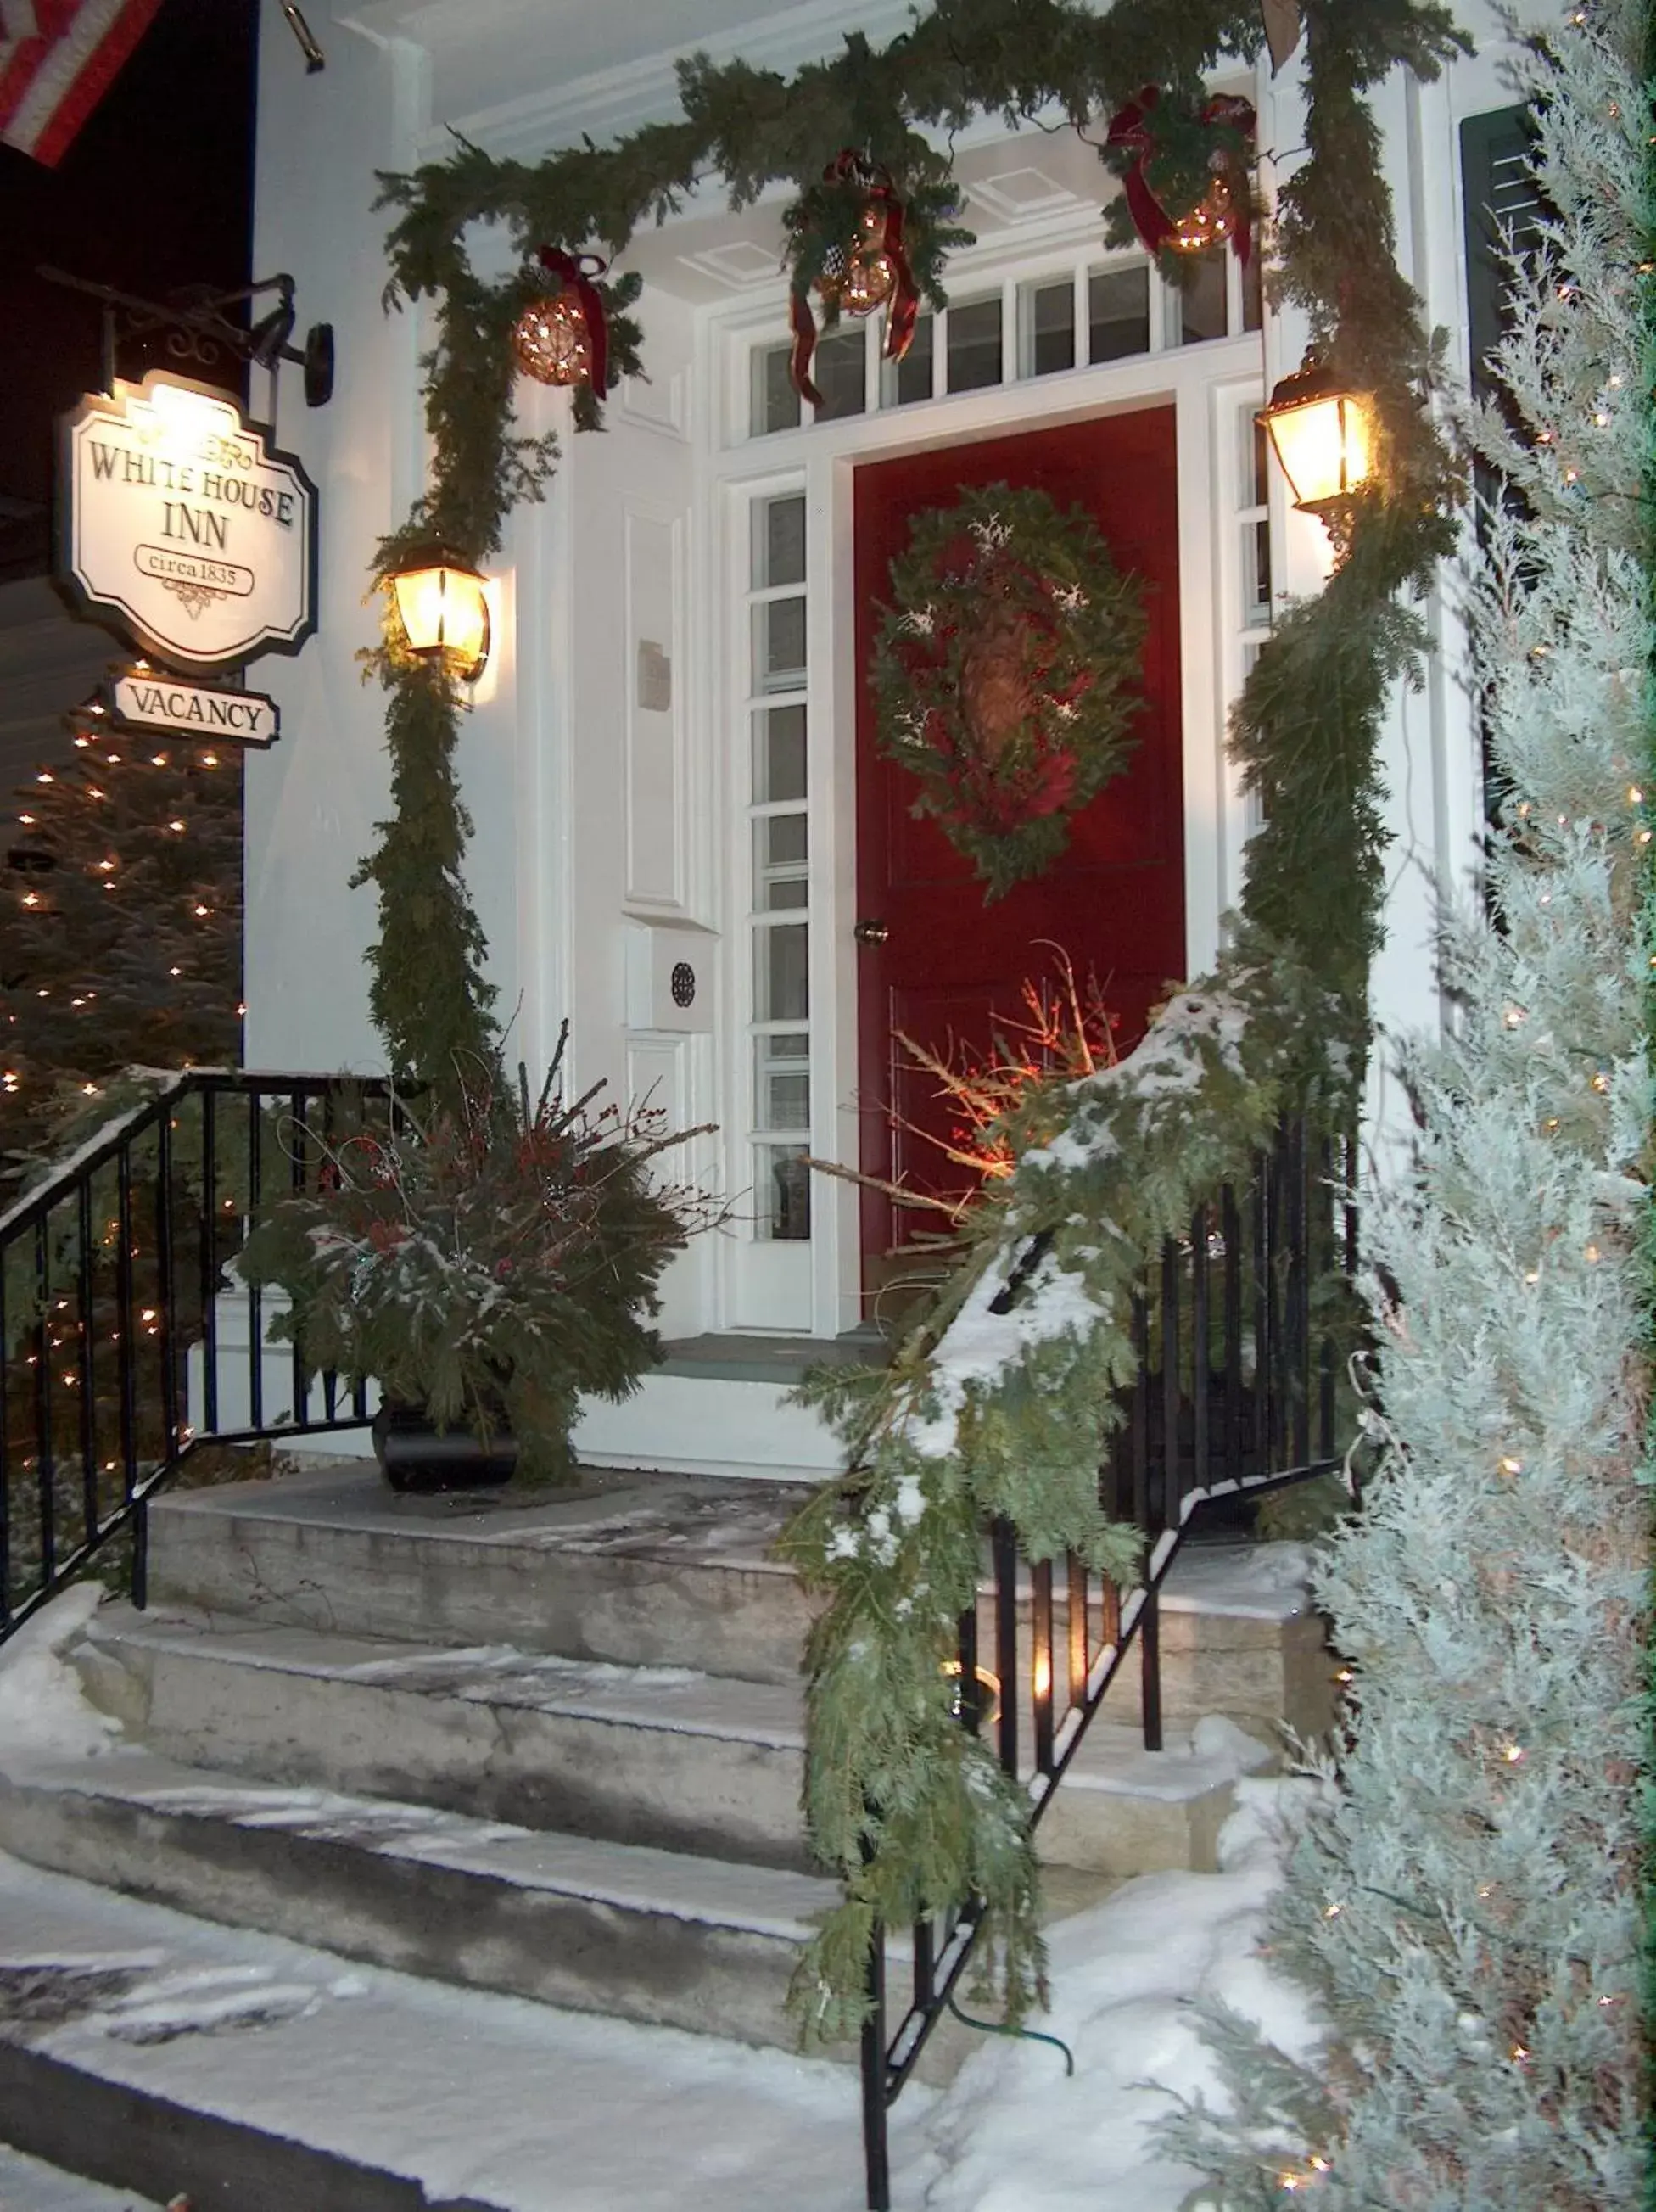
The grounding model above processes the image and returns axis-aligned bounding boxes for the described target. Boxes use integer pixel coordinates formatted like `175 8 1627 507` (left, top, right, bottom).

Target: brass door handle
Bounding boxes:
853 919 889 946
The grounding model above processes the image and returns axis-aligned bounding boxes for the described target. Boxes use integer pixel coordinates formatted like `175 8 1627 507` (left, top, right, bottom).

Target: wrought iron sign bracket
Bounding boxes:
38 266 335 413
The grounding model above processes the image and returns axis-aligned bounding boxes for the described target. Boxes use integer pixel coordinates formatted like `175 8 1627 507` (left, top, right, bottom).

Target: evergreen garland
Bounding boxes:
360 0 1471 2028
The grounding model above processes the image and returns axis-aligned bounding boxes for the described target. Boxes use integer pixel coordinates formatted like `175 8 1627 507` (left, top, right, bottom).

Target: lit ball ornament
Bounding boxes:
512 290 593 388
841 249 898 317
1168 163 1241 255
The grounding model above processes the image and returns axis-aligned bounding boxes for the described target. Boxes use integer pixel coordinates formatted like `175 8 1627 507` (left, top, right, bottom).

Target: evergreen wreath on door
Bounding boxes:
870 482 1146 902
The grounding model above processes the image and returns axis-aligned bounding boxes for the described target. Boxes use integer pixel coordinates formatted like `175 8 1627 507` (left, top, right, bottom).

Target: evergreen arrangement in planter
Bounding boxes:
239 1033 715 1485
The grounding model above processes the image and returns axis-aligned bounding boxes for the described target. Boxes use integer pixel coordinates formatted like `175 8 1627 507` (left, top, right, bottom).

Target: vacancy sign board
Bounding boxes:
59 371 317 676
109 673 280 747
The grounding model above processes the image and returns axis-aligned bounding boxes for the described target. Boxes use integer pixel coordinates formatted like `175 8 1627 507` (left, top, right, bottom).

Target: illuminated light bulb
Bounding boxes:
1336 1667 1354 1683
1477 1883 1492 1898
1510 2041 1530 2062
106 754 119 765
86 787 104 800
167 819 187 833
1628 786 1643 804
1524 1267 1541 1285
1584 1242 1601 1263
1594 412 1609 426
1543 1116 1560 1132
1591 1071 1611 1093
193 904 210 916
169 966 182 977
1498 1455 1523 1476
1564 468 1580 484
1323 1901 1342 1918
81 1083 98 1096
1503 1006 1525 1028
202 752 220 766
1637 830 1652 846
17 813 34 825
36 771 53 783
1503 1744 1525 1764
236 1000 248 1016
73 736 89 749
20 893 40 909
152 753 169 767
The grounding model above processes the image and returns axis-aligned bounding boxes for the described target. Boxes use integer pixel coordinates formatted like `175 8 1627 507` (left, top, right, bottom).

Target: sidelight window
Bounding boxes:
745 490 813 1241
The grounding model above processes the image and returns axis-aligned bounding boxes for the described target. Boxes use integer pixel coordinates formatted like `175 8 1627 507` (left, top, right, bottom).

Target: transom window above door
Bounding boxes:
747 242 1261 437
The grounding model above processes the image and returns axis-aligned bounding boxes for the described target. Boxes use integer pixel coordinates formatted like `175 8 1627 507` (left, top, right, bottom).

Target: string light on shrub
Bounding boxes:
1498 1454 1523 1476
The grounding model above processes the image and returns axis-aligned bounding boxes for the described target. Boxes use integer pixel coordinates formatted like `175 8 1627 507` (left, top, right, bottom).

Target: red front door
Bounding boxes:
853 407 1185 1295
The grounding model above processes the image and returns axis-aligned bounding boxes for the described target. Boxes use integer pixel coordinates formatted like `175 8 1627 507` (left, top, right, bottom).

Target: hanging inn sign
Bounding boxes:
57 370 317 705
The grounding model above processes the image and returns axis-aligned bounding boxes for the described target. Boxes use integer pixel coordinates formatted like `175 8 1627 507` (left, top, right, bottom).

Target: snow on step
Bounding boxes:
79 1604 812 1871
0 1747 839 2049
0 1849 895 2212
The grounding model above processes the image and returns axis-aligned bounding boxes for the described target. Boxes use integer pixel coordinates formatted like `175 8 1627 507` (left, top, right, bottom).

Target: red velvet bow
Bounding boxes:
536 247 610 393
788 153 920 409
1105 90 1255 268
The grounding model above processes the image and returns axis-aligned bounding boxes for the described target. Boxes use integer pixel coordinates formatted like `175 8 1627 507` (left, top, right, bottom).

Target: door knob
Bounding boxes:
853 919 889 946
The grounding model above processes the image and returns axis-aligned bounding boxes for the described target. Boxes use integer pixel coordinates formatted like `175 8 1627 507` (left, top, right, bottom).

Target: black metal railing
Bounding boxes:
859 1117 1357 2209
0 1070 400 1638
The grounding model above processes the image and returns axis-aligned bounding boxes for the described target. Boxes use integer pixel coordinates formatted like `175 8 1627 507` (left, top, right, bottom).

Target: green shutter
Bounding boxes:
1460 106 1546 395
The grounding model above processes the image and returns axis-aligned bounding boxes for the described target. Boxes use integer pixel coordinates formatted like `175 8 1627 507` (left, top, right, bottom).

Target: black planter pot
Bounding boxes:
371 1398 518 1494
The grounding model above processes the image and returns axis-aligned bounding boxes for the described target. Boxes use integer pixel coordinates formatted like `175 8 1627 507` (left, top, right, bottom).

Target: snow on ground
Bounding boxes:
0 2144 161 2210
904 1780 1326 2210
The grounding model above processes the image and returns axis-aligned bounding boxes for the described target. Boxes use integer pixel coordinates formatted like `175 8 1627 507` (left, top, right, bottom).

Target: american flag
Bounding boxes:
0 0 163 166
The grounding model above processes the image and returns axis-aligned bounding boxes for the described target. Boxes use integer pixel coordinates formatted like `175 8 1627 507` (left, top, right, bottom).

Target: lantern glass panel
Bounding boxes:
1264 394 1374 510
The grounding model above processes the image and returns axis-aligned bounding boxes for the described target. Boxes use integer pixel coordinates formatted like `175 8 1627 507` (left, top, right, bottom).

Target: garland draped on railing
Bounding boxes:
363 0 1469 2029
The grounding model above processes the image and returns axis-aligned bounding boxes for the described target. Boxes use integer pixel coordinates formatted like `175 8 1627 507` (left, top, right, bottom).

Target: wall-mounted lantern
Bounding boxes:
389 548 490 680
1257 356 1376 519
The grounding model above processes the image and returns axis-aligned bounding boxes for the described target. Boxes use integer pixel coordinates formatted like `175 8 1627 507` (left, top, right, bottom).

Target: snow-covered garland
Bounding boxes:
870 483 1146 902
782 941 1342 2036
1152 8 1653 2202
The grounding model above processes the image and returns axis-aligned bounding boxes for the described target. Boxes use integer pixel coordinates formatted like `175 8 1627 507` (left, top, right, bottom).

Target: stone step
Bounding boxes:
70 1604 1275 1882
0 1848 885 2212
0 1749 836 2052
76 1602 814 1873
146 1466 1333 1742
147 1464 820 1687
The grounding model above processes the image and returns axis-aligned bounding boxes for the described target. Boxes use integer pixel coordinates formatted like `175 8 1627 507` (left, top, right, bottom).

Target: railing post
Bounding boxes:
199 1082 220 1436
154 1104 179 1459
1032 1556 1054 1778
32 1217 54 1595
861 1919 891 2212
1130 1294 1162 1752
992 1516 1019 1778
